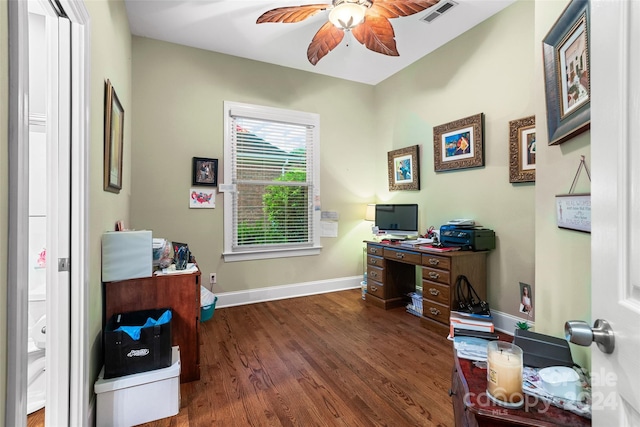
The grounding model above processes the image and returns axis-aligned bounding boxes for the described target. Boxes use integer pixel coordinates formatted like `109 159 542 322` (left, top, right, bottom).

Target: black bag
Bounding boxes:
455 275 491 316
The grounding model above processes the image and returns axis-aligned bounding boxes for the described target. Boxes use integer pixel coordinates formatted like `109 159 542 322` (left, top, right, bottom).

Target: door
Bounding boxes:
7 1 90 426
591 1 640 425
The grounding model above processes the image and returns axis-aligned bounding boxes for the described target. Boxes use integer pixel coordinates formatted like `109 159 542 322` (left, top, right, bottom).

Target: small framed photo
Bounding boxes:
192 157 218 187
509 116 536 183
387 145 420 191
542 0 590 145
519 282 533 315
103 79 124 193
433 113 484 172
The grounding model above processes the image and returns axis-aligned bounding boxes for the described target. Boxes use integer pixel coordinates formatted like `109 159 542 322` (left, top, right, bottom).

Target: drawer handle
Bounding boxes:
448 388 455 397
370 259 377 265
430 307 441 316
371 286 378 292
428 258 439 266
395 252 405 259
370 271 378 278
429 288 440 296
428 272 440 279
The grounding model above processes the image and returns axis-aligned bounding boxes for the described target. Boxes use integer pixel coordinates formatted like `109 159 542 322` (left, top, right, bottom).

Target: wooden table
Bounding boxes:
450 350 591 427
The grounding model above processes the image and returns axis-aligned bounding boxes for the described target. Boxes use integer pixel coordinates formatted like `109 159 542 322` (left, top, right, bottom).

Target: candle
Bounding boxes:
486 341 523 407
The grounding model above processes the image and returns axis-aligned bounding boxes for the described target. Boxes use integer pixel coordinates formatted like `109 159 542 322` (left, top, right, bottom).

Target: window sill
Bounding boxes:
222 245 322 262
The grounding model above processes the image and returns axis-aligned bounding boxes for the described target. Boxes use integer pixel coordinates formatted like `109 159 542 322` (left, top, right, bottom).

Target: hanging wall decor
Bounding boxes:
542 0 590 145
433 113 484 172
104 79 124 193
509 116 536 183
387 145 420 191
556 156 591 233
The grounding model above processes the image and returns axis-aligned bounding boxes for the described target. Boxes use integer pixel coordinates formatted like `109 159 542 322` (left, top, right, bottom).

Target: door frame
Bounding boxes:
6 1 90 425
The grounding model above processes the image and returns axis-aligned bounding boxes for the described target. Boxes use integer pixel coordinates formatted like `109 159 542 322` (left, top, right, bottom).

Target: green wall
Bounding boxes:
84 0 133 397
130 37 378 291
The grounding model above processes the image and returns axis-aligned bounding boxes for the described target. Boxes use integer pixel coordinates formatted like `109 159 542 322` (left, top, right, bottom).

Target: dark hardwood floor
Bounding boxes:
139 289 455 427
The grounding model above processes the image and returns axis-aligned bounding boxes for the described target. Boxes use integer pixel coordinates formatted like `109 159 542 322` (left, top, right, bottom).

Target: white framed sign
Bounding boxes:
556 193 591 233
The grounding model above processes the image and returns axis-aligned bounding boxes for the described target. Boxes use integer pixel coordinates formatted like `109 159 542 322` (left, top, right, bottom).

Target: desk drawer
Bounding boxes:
367 255 385 268
367 265 384 283
422 280 450 306
384 248 421 264
367 279 386 299
422 266 451 285
367 244 384 256
422 253 451 270
423 299 450 324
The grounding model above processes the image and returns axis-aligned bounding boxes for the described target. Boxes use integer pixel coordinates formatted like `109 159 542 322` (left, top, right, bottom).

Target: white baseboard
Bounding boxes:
215 276 362 308
491 309 535 336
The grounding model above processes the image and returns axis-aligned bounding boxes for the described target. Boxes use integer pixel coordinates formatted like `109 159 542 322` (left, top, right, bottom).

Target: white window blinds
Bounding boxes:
226 103 320 255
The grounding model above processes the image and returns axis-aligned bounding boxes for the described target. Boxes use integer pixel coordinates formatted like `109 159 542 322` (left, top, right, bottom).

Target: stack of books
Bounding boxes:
449 311 499 340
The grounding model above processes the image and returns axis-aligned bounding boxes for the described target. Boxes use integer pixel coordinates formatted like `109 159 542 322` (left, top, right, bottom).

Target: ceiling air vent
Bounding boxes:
420 0 458 23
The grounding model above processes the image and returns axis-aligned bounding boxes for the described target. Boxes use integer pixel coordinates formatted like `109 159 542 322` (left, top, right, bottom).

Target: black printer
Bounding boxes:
439 225 496 251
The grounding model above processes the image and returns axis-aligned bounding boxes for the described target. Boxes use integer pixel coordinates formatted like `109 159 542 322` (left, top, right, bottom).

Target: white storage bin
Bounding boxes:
102 230 153 282
95 346 181 427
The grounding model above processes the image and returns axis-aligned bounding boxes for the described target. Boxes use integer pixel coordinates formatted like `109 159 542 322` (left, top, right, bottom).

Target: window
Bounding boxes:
223 101 321 262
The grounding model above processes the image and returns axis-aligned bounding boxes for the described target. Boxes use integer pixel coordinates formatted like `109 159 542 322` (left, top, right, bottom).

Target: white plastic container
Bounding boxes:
539 366 581 400
95 346 181 427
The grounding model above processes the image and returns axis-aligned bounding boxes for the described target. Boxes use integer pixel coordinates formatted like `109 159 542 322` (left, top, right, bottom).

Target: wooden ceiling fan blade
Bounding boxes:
352 17 398 56
256 4 329 24
371 0 439 19
307 22 345 65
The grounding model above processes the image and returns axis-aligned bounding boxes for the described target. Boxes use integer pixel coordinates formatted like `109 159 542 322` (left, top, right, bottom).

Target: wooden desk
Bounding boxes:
103 270 201 383
450 351 590 427
365 241 487 334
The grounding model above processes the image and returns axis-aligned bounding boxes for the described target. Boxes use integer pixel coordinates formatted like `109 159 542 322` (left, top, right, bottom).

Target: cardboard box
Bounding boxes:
103 308 172 379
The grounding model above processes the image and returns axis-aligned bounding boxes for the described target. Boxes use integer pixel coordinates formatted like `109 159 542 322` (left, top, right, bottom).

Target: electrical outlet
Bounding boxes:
210 273 217 284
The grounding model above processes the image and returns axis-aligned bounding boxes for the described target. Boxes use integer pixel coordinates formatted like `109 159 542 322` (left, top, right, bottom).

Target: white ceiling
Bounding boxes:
124 0 515 85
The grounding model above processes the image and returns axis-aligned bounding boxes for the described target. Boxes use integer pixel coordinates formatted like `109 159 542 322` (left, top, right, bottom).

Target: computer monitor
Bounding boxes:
374 204 419 238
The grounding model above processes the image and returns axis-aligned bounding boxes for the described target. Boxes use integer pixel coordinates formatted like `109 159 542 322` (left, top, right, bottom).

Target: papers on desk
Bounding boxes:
399 238 433 248
453 336 490 362
523 366 591 419
154 263 199 275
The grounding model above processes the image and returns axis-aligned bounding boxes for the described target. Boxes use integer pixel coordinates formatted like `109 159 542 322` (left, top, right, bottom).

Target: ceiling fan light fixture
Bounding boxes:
329 0 369 30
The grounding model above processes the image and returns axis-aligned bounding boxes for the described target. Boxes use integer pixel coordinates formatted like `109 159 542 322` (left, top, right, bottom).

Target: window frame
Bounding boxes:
222 101 322 262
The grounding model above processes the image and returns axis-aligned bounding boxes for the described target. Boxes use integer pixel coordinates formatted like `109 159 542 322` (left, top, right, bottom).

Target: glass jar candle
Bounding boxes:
486 341 524 408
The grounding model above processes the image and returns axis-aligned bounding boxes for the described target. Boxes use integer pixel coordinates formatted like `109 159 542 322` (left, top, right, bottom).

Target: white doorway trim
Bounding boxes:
6 1 90 426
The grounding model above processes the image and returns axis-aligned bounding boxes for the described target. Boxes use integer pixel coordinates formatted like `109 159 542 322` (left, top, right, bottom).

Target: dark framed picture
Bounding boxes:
387 145 420 191
192 157 218 187
509 116 536 183
104 79 124 193
433 113 484 172
542 0 590 145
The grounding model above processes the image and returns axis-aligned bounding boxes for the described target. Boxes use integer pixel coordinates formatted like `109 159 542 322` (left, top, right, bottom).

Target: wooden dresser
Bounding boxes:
103 269 201 383
366 242 487 333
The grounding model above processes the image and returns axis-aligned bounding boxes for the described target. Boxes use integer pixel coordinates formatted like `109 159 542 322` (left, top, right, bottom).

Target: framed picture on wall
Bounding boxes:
433 113 484 172
192 157 218 187
387 145 420 191
104 79 124 193
509 116 536 183
542 0 590 145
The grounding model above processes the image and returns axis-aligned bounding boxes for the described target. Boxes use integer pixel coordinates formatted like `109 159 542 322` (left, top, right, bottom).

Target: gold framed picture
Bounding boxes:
509 116 536 183
104 79 124 193
433 113 484 172
387 145 420 191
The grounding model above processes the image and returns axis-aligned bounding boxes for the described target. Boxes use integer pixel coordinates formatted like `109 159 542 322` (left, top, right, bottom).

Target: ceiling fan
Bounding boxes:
257 0 439 65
